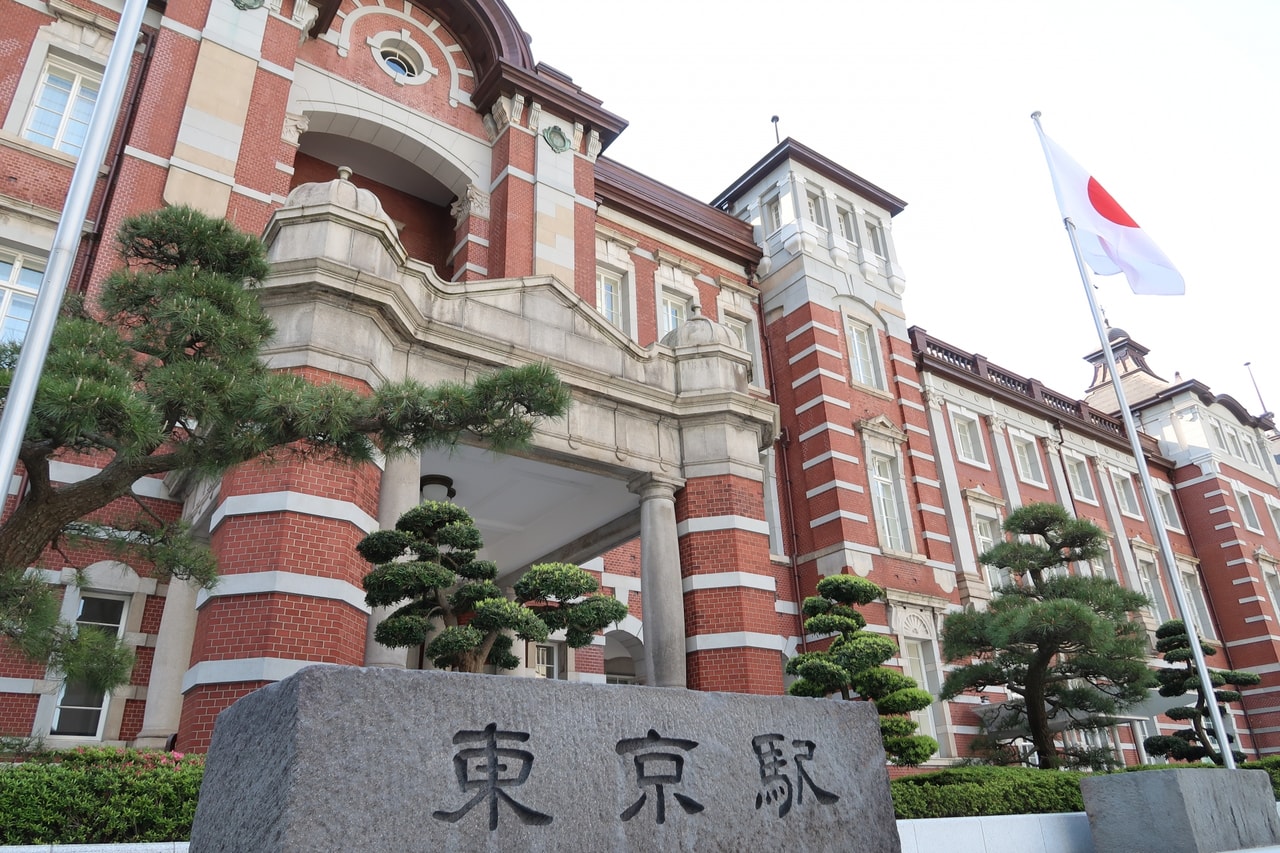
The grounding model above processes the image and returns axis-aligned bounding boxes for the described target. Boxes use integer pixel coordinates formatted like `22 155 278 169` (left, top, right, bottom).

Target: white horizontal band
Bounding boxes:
182 657 339 693
685 631 786 653
211 490 378 534
676 515 769 537
681 572 777 593
196 570 371 613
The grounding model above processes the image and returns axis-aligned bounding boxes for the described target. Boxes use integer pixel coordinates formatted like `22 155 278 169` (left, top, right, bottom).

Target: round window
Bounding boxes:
381 47 418 77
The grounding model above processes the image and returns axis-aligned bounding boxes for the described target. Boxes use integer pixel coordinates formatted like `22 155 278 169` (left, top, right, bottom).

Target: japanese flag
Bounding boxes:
1037 127 1185 295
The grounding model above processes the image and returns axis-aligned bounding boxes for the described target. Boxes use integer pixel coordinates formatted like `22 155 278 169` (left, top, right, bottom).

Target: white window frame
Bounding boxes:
1010 433 1046 486
595 231 638 339
1268 499 1280 541
1236 487 1264 533
1259 553 1280 625
973 512 1008 590
863 214 888 258
1178 563 1216 641
0 250 44 344
870 452 909 553
1155 485 1182 532
21 61 100 157
844 315 884 390
950 410 988 467
805 189 828 230
836 205 859 246
653 258 698 344
49 593 129 740
1136 552 1171 624
530 641 566 680
1064 455 1097 504
763 194 783 235
1208 419 1229 452
595 267 626 331
1112 471 1143 519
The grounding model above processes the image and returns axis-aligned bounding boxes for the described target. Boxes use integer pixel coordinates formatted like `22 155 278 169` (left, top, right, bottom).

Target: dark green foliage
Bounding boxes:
0 206 569 695
941 503 1154 770
359 501 626 672
890 765 1085 819
786 575 938 766
1143 618 1258 764
0 748 203 844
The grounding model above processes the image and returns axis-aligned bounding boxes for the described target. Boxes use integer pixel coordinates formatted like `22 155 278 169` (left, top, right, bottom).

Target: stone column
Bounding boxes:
133 578 198 748
364 452 421 668
630 473 686 688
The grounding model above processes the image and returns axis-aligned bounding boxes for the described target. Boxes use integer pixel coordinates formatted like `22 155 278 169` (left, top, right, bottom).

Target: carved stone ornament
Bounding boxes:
281 112 309 146
450 185 490 224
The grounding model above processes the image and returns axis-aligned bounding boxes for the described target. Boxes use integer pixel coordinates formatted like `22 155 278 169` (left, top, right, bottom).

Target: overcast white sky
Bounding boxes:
505 0 1280 420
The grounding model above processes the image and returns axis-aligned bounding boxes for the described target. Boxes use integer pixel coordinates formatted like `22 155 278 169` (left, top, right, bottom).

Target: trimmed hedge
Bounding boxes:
0 747 204 845
890 766 1085 819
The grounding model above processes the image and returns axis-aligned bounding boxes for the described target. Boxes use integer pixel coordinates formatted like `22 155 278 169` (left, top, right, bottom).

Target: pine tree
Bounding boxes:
0 206 570 692
357 501 627 672
1144 618 1258 764
940 503 1154 770
785 574 939 766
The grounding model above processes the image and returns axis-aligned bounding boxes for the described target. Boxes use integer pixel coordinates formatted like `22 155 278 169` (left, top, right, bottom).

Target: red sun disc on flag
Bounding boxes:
1087 177 1139 228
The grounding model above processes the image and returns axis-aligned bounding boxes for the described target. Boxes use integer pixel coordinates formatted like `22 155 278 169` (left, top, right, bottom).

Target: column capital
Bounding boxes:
627 472 685 501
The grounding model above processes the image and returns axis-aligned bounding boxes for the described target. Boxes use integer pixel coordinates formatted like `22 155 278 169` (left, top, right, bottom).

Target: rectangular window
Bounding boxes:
974 514 1008 589
658 292 687 339
864 216 887 258
845 317 882 389
900 638 939 741
1180 566 1216 641
1209 421 1229 452
764 196 782 234
870 453 908 553
1243 435 1261 466
805 191 827 229
23 63 99 157
951 413 986 466
51 595 127 737
1261 562 1280 624
1156 488 1182 532
596 269 625 331
1226 428 1245 460
836 207 858 245
1269 502 1280 540
1138 557 1171 624
1237 488 1263 532
531 642 564 680
1065 456 1096 503
0 253 43 344
723 314 761 385
1112 472 1142 517
1011 435 1046 485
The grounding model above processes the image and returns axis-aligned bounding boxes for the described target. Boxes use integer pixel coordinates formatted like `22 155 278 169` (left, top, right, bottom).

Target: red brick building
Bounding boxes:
1 0 1277 764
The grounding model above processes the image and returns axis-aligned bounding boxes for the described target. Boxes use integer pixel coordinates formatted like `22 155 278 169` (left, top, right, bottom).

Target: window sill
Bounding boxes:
0 129 100 171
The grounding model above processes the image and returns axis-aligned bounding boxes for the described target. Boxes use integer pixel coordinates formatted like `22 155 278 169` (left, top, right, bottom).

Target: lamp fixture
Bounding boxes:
419 474 456 503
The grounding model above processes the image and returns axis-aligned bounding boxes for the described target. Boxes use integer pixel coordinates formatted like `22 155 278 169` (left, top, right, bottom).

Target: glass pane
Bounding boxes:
78 596 125 628
16 266 42 291
51 705 102 736
0 259 12 281
1 294 35 344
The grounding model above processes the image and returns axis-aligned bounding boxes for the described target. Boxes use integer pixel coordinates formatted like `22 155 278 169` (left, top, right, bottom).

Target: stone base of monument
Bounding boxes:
1080 768 1280 853
189 666 902 852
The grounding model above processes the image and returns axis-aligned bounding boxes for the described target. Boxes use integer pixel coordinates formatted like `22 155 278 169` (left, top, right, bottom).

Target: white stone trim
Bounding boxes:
798 422 858 443
805 480 864 498
48 461 171 499
785 320 840 344
124 145 169 169
195 571 371 613
685 631 786 652
802 450 860 470
774 600 799 615
788 343 842 365
160 15 202 41
182 657 338 692
809 509 869 527
681 572 777 593
490 164 535 190
791 368 846 389
795 395 850 416
675 515 770 537
211 490 378 533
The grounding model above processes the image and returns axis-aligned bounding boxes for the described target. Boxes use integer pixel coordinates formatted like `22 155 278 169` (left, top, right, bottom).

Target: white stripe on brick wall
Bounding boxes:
1226 634 1280 648
48 461 171 500
898 399 925 413
1246 615 1271 623
809 509 868 528
788 343 843 365
907 449 936 462
802 451 860 470
211 491 378 534
685 631 786 653
195 571 371 613
681 572 777 593
676 515 770 537
182 657 339 692
1221 539 1248 549
798 422 859 442
785 320 840 343
1227 558 1253 567
791 368 847 388
1234 576 1257 585
795 395 851 415
806 479 865 498
1240 596 1267 605
774 600 799 615
0 677 40 694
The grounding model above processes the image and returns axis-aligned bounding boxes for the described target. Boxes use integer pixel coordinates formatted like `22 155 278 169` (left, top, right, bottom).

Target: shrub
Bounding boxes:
0 747 204 844
890 766 1085 819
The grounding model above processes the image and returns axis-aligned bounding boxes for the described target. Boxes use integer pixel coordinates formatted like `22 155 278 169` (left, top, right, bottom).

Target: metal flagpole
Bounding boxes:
1034 112 1237 769
0 0 149 496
